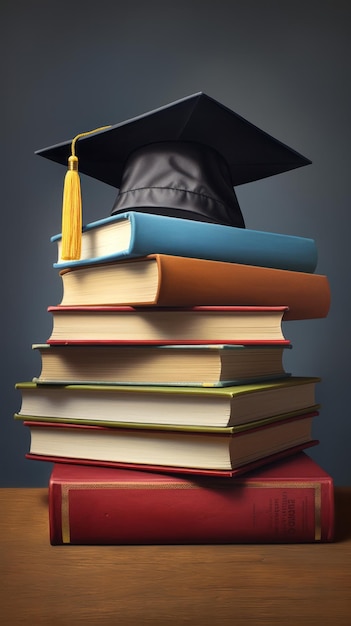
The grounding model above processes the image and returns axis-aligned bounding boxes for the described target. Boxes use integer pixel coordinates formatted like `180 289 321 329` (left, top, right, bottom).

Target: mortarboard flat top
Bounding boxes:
35 92 311 189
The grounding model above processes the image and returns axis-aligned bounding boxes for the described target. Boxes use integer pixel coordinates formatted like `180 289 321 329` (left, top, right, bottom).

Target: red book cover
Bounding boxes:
48 452 333 545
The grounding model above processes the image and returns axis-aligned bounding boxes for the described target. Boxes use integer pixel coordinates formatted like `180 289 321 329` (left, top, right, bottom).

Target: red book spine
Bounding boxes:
48 457 334 545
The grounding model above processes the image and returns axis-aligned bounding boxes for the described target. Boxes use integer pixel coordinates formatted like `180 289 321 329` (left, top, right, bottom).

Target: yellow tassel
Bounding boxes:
61 155 82 260
60 125 111 261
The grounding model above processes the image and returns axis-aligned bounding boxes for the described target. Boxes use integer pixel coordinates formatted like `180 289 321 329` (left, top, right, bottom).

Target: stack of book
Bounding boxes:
15 211 334 544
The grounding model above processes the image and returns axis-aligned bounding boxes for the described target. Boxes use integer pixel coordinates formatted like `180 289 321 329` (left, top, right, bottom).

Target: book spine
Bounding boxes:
49 472 334 545
154 256 330 320
128 212 319 273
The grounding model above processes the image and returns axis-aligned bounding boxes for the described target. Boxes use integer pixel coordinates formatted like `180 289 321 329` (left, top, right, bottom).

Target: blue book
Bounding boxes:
51 211 318 272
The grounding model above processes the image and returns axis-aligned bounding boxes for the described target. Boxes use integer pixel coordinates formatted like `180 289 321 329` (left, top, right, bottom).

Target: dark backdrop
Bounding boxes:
1 0 350 486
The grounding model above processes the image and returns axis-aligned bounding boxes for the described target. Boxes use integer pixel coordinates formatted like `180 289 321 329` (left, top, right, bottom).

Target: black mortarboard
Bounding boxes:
35 92 311 260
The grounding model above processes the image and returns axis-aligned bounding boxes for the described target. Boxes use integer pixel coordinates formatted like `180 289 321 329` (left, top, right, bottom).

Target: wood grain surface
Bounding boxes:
1 487 350 625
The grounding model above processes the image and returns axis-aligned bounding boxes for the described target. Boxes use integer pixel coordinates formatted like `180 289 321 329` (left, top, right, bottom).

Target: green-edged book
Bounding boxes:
15 376 320 429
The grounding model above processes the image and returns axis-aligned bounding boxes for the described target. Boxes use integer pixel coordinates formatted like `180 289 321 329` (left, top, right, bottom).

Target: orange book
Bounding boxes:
58 254 330 321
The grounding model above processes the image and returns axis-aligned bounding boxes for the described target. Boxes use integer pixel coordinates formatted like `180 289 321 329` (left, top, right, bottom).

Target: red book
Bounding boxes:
22 413 319 477
46 305 291 345
48 452 334 545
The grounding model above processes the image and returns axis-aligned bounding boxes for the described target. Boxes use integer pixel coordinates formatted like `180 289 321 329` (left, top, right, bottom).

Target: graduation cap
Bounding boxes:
36 92 311 260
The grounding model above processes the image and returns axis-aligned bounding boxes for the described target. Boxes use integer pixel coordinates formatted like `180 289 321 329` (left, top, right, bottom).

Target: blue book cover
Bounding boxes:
51 211 318 272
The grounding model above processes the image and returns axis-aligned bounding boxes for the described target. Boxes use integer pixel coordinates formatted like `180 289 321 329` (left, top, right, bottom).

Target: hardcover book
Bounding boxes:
56 254 331 320
51 210 318 273
46 305 290 345
15 376 319 429
32 343 291 387
22 412 319 475
48 452 334 544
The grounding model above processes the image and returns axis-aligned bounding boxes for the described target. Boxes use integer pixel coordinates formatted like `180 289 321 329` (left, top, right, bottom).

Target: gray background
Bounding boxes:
1 0 350 486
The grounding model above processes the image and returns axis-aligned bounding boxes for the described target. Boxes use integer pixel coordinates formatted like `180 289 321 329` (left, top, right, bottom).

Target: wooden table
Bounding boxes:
1 488 350 625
